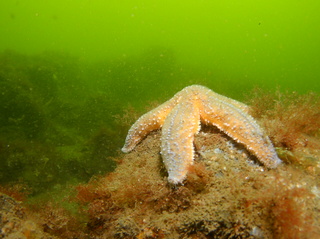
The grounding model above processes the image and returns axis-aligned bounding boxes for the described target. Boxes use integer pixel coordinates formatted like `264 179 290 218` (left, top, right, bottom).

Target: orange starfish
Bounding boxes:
122 85 281 184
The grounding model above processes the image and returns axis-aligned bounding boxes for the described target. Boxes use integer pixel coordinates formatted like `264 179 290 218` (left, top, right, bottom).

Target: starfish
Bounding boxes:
122 85 281 184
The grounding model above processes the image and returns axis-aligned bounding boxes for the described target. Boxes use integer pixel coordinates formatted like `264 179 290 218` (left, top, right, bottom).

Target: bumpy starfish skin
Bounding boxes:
122 85 281 184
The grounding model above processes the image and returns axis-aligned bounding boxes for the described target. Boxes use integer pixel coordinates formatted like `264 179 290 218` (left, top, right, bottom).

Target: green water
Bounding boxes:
0 1 319 194
1 0 320 94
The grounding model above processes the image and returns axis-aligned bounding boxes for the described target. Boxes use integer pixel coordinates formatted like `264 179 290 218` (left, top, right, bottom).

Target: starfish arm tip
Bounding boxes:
121 146 130 153
168 175 185 185
269 156 282 168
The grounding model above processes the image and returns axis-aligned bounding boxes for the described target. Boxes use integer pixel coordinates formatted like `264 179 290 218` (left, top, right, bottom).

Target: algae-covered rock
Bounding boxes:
76 130 320 238
0 192 59 239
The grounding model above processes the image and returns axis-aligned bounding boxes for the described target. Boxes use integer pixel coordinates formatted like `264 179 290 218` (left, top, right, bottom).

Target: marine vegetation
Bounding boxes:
0 50 122 194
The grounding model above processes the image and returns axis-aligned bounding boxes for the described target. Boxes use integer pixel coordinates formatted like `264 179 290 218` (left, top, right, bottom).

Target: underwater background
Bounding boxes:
1 1 320 238
1 0 320 95
0 0 319 197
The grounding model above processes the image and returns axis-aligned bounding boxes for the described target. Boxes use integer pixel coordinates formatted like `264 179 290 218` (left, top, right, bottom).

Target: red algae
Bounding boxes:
248 89 320 151
0 183 30 202
271 187 316 239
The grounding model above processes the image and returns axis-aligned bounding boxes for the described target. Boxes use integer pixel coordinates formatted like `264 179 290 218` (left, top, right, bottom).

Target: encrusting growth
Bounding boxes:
122 85 281 184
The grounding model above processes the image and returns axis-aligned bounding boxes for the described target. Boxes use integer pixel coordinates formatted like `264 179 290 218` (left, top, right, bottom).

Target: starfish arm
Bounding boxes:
199 94 281 168
161 98 200 184
190 85 250 113
122 95 181 153
208 91 250 113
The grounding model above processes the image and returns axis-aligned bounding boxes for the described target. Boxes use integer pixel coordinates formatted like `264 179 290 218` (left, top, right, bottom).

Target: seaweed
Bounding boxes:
248 88 320 150
0 51 122 194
